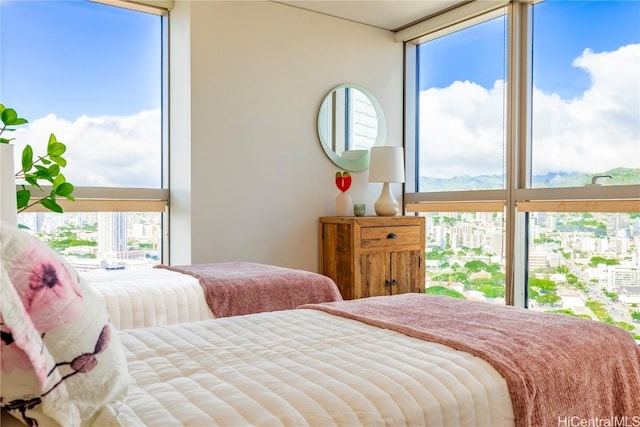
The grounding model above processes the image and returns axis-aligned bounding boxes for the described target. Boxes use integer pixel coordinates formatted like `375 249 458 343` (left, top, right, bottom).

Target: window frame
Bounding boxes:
13 0 171 264
403 1 640 307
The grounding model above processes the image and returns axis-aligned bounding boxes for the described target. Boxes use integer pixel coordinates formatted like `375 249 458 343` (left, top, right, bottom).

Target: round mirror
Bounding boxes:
317 83 387 171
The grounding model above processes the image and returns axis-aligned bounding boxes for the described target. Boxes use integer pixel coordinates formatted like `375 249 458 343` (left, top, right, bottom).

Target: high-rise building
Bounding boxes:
98 212 128 258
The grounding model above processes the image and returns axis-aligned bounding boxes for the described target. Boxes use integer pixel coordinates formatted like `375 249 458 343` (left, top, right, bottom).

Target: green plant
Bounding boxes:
0 104 74 213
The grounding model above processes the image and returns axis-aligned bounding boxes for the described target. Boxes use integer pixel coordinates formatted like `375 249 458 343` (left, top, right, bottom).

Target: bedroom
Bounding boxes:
2 0 639 333
1 0 640 425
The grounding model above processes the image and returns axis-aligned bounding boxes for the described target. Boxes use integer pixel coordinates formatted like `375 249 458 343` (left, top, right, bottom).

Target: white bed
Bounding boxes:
82 268 214 329
82 262 343 330
0 307 514 427
115 309 515 426
2 222 639 427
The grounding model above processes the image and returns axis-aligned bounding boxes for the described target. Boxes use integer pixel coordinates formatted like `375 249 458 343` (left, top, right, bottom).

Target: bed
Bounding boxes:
2 221 640 427
81 268 213 329
83 262 343 329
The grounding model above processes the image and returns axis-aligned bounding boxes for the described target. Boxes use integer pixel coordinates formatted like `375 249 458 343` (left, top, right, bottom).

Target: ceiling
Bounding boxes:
274 1 467 32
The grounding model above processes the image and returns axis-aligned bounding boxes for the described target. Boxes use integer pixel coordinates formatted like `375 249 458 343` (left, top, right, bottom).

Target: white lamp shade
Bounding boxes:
368 146 405 183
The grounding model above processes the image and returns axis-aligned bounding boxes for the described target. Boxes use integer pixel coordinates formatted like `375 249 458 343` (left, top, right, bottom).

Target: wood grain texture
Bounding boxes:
319 216 426 299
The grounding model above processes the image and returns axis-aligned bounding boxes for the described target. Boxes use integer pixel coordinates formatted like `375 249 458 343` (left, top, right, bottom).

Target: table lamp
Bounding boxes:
368 146 404 216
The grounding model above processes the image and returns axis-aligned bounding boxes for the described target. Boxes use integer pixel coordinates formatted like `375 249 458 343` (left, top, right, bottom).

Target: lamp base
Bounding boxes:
374 182 400 216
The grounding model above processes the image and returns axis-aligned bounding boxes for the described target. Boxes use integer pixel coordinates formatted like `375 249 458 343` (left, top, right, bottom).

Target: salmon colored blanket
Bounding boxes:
156 262 342 318
301 294 640 427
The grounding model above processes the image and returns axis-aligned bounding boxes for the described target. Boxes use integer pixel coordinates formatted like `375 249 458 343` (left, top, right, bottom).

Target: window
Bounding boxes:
415 14 507 192
526 211 639 337
419 210 506 303
405 0 640 338
531 1 640 188
1 0 168 269
17 211 163 271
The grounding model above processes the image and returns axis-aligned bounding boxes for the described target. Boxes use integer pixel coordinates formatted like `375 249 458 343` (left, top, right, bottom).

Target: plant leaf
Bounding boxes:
0 137 13 144
21 145 33 172
0 108 28 126
48 142 66 156
49 155 67 167
56 182 74 197
53 174 64 189
16 189 30 209
48 164 60 177
1 108 17 125
40 198 63 213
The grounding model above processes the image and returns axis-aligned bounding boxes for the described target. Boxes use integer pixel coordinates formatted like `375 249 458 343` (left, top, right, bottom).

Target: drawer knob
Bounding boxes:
387 233 397 239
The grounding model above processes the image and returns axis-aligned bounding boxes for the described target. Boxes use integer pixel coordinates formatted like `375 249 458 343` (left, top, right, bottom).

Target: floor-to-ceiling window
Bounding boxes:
404 0 639 339
1 0 168 271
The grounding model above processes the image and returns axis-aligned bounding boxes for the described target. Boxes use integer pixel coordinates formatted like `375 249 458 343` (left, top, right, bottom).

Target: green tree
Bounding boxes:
425 286 466 299
479 284 504 298
589 256 620 267
536 294 561 306
464 260 489 272
548 309 592 320
529 277 557 293
603 291 618 302
615 321 635 332
487 263 501 273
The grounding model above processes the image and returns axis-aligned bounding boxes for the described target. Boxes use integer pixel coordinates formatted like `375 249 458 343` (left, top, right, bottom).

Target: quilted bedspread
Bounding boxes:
114 309 514 426
302 294 640 427
84 269 214 329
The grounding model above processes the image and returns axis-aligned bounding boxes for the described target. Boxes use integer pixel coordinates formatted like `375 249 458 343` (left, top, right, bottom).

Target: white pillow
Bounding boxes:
0 220 130 426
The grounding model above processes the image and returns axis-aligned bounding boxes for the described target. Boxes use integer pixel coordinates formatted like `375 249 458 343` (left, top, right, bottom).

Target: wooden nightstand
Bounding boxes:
319 216 426 300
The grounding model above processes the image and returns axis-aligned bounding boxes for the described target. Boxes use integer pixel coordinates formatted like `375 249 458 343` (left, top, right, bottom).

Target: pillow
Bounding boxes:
0 220 130 426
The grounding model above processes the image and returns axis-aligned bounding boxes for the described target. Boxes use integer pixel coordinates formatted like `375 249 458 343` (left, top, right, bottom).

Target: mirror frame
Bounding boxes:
317 83 387 172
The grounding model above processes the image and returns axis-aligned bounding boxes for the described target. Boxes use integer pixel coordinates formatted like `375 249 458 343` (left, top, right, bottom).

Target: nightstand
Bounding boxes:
319 216 426 300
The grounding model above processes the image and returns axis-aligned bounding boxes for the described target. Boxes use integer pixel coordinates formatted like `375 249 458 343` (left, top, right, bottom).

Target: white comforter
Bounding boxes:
83 269 213 329
115 309 515 427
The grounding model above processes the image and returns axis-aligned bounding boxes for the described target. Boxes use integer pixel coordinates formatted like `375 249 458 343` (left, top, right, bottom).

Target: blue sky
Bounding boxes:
1 0 637 184
1 0 163 188
418 0 640 99
0 0 161 120
532 0 640 99
416 0 639 180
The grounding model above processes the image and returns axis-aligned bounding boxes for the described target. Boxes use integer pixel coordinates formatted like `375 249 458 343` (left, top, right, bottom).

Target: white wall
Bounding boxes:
170 0 404 271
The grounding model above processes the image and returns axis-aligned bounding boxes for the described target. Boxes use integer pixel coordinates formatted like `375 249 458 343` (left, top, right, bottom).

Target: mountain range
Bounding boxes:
419 168 639 191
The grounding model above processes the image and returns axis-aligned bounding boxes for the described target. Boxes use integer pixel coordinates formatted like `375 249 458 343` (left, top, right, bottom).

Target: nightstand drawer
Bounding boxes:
361 225 421 248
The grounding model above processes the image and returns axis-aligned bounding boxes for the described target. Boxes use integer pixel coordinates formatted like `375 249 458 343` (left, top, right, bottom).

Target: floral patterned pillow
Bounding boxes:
0 220 130 426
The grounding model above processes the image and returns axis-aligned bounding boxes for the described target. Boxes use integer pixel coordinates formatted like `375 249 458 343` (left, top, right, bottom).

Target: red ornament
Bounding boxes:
335 171 352 192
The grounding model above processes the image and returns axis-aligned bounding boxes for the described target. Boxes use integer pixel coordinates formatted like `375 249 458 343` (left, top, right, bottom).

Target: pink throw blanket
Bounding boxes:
301 294 640 427
156 262 342 317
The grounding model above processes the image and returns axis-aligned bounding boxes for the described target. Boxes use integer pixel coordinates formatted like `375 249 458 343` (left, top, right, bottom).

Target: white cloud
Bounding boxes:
419 43 640 178
13 109 161 188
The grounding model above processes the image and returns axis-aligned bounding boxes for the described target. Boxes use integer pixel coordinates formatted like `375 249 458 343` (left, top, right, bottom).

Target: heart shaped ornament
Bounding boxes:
335 171 352 192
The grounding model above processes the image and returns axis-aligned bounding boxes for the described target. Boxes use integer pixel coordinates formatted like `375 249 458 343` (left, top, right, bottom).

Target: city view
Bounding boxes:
17 212 162 271
18 209 640 339
422 211 640 339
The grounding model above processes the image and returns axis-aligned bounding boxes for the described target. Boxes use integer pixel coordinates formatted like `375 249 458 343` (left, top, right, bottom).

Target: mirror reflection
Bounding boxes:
317 84 386 172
